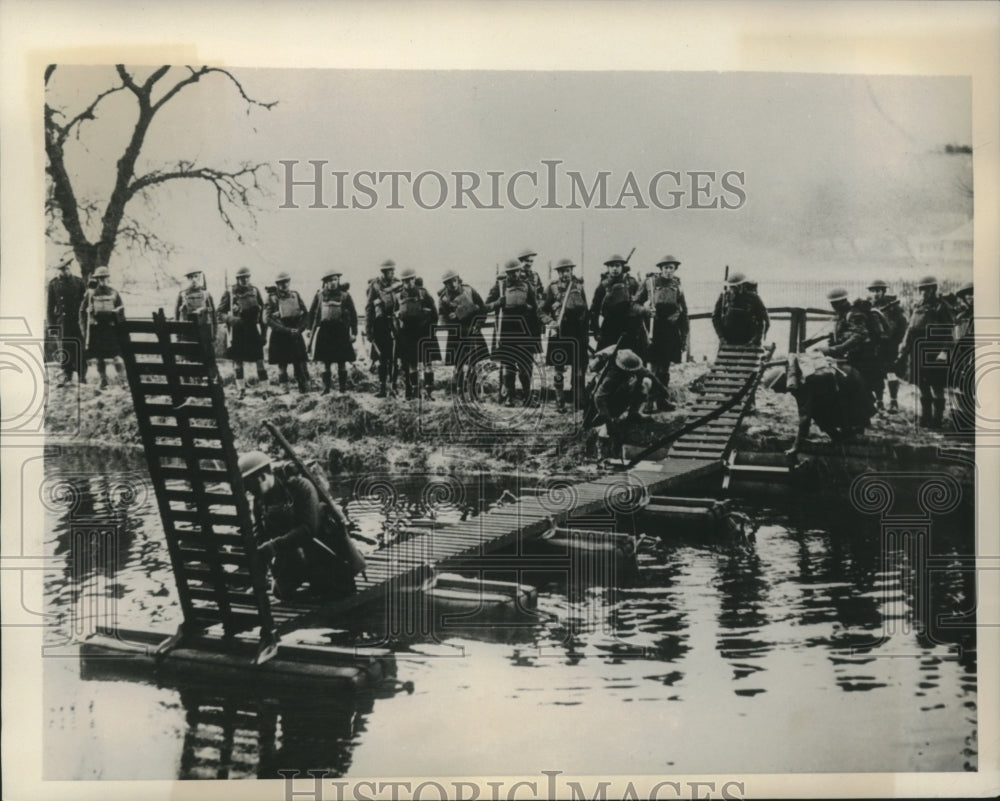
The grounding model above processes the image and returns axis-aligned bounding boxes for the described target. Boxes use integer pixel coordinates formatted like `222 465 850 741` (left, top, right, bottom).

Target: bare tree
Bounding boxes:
44 65 276 280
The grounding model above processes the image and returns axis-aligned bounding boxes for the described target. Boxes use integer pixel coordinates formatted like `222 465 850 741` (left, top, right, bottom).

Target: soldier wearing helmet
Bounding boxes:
365 259 401 398
589 254 645 358
175 269 217 344
47 260 87 386
238 450 358 601
264 271 311 393
632 255 688 412
896 276 955 428
516 248 546 357
540 258 590 413
711 271 769 347
393 267 439 400
217 266 269 397
438 269 488 396
820 288 882 408
307 269 358 394
78 266 126 390
866 279 908 413
486 259 542 406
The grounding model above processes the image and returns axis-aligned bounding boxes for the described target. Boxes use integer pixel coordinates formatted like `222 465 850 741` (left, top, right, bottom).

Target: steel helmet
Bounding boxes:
93 266 110 278
442 269 460 283
867 279 888 291
238 450 271 480
656 255 681 268
615 350 644 372
917 276 938 289
184 269 202 278
322 268 342 281
380 259 396 271
555 258 575 271
518 248 537 260
604 254 626 266
275 271 291 283
236 266 252 278
503 259 521 274
726 271 746 287
827 288 849 303
956 281 974 297
400 267 417 280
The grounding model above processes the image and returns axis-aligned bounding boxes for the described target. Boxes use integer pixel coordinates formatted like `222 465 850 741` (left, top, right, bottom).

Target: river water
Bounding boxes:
42 447 976 779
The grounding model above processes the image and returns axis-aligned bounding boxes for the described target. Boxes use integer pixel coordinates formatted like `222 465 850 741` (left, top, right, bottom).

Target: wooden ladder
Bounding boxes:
117 310 278 659
667 343 774 462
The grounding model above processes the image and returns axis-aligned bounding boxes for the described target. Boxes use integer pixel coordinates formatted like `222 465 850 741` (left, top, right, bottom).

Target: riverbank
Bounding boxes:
44 359 967 480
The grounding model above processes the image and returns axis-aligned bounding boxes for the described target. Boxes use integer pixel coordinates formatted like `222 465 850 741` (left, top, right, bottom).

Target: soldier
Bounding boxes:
265 271 311 393
238 451 359 601
951 281 974 430
394 267 439 400
896 275 955 428
820 288 880 401
633 255 688 412
584 348 667 457
867 279 908 413
487 259 541 407
540 258 590 413
47 260 88 385
589 254 645 357
217 266 269 397
711 272 769 346
307 269 358 394
366 260 399 398
78 266 125 389
174 269 216 343
517 247 546 358
438 268 489 396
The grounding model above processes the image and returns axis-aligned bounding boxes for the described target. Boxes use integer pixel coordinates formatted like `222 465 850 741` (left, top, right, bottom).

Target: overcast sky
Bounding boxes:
46 67 972 297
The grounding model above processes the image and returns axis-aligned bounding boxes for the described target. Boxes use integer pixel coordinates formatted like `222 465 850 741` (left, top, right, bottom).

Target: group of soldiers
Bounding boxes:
47 255 975 435
818 276 974 429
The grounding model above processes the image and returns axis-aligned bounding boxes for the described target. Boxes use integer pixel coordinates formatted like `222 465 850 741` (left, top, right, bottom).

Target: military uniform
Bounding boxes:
870 287 908 411
897 279 955 427
308 278 358 393
589 266 646 357
517 249 546 355
175 274 216 344
217 272 269 392
47 267 87 383
712 277 769 347
540 262 589 412
486 264 541 406
251 473 356 601
824 295 880 399
366 267 400 397
265 277 310 392
584 347 655 432
438 275 489 393
394 275 439 399
951 283 975 431
633 259 688 406
79 269 125 388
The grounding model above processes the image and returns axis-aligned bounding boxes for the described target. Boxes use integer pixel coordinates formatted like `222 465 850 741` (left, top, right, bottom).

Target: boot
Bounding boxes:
931 397 945 429
278 372 289 391
298 377 310 394
918 398 932 427
338 368 348 393
556 390 567 413
376 379 387 399
423 370 434 400
404 371 415 400
322 373 332 395
99 374 108 390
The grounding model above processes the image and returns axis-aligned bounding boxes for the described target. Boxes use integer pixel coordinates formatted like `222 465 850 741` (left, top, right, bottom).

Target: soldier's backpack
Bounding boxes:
181 288 207 317
320 296 344 323
651 279 680 313
91 293 117 316
504 284 528 309
854 299 889 355
453 287 478 321
278 293 301 320
563 281 587 313
601 279 631 317
232 285 259 321
398 291 425 324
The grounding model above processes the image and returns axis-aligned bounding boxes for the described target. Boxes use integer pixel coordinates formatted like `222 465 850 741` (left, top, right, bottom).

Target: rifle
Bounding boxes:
307 289 321 358
263 421 371 578
644 275 655 343
801 332 832 350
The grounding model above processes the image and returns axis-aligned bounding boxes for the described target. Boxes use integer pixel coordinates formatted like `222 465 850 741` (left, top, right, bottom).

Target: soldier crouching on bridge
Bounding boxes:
239 451 358 600
585 348 667 458
265 271 311 393
79 266 126 390
819 288 881 404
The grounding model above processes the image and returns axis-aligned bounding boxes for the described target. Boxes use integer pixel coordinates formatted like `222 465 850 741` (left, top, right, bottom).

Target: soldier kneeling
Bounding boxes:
239 451 361 600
